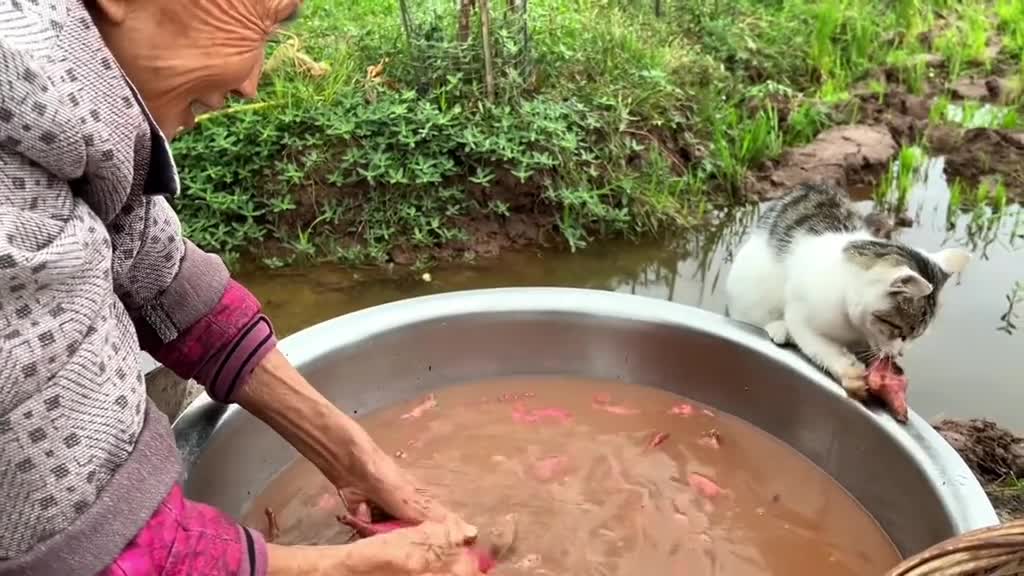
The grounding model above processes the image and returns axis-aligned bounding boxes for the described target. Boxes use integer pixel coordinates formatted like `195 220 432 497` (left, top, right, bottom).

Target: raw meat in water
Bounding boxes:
668 403 694 416
699 429 722 449
688 472 723 500
646 431 670 450
532 455 571 481
400 394 438 419
511 403 572 424
338 514 518 574
866 357 909 423
264 508 280 542
592 394 641 415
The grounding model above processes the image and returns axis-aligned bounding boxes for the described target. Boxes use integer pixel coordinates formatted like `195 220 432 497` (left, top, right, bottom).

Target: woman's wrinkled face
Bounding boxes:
92 0 301 138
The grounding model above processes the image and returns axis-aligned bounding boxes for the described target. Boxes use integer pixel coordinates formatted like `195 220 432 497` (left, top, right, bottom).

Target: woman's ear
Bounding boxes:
93 0 131 24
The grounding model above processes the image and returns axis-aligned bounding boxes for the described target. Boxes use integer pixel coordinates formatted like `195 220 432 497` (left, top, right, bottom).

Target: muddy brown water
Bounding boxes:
239 158 1024 431
242 377 900 575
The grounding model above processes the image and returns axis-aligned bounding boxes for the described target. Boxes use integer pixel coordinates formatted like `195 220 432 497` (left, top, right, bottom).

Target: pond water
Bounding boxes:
238 159 1024 431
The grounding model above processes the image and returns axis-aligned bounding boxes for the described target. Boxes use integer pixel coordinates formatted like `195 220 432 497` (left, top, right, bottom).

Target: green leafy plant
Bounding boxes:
169 0 1021 269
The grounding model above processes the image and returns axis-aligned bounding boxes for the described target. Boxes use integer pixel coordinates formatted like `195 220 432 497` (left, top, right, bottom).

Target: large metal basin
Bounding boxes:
172 287 997 557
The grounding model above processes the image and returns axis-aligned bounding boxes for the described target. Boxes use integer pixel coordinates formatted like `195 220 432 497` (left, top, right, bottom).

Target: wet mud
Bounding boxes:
930 128 1024 199
851 88 1024 201
750 78 1024 202
748 124 898 198
935 419 1024 523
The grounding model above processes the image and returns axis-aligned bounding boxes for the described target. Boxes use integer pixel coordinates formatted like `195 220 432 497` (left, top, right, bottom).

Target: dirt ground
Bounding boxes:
749 78 1024 202
747 124 898 199
935 419 1024 522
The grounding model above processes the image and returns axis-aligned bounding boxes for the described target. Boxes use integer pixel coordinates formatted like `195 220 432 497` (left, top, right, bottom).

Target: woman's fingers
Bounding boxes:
443 513 479 545
336 487 376 522
337 519 485 575
410 520 483 575
336 481 479 543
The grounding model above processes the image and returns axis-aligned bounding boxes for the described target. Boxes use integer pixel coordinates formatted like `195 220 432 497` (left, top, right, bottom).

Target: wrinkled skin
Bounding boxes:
335 518 484 576
91 0 301 136
340 518 495 573
339 513 519 574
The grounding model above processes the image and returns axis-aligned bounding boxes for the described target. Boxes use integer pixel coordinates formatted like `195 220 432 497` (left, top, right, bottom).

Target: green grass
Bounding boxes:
170 0 1024 268
997 0 1024 55
875 145 927 214
932 100 1023 128
946 175 1021 257
935 1 994 79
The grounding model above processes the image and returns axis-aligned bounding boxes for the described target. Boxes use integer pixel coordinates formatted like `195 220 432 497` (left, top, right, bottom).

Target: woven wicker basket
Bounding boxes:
886 520 1024 576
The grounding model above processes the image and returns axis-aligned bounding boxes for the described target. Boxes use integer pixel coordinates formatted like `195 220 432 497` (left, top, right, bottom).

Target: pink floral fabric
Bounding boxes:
100 484 267 576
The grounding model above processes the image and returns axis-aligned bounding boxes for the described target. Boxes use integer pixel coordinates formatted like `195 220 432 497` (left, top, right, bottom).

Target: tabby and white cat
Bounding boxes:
725 184 970 395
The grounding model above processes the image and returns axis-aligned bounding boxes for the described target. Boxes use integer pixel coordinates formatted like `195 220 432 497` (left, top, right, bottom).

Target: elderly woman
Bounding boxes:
0 0 483 575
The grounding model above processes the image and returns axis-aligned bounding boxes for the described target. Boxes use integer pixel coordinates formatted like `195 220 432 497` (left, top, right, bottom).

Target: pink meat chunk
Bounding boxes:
532 455 571 481
592 394 641 415
688 472 723 500
400 394 438 419
647 431 670 450
511 403 572 425
866 357 909 423
668 403 694 416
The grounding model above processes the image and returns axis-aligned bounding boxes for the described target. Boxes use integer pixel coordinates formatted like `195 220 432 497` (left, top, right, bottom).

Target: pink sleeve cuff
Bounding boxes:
145 279 277 403
240 525 269 576
195 315 276 403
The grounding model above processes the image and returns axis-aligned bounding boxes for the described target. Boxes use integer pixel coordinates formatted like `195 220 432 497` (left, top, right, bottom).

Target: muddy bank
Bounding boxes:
851 89 1024 200
936 419 1024 522
929 128 1024 198
746 73 1024 202
747 125 898 198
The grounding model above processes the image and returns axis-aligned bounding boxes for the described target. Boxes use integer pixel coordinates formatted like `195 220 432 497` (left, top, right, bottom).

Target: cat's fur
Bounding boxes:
725 184 970 395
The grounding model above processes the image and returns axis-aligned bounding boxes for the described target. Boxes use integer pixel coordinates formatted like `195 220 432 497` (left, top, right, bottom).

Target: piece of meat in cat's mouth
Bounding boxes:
865 357 908 423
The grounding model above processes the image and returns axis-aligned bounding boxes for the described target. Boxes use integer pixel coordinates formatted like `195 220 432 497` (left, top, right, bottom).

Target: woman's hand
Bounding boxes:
267 518 482 576
338 518 483 576
333 443 460 526
237 348 473 530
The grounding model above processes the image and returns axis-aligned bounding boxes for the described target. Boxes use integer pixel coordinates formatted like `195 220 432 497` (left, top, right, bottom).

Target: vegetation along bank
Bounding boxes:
171 0 1024 270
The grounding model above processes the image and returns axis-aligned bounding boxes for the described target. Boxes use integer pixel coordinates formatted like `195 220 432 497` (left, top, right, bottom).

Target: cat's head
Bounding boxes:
843 240 970 358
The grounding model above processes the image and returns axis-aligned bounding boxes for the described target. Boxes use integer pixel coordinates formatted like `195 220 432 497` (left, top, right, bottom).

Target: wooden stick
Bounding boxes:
479 0 496 103
398 0 414 47
458 0 474 43
264 507 280 542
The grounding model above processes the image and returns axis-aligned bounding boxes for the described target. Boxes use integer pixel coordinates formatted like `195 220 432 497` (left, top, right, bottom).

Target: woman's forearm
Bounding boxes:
236 347 380 487
236 346 457 527
266 543 349 576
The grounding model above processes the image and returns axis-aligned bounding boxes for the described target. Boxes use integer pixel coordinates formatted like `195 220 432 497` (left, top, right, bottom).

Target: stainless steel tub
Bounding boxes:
172 287 997 557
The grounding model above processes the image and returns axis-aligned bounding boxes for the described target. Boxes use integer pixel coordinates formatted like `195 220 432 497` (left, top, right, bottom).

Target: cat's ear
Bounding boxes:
931 247 971 275
889 269 933 297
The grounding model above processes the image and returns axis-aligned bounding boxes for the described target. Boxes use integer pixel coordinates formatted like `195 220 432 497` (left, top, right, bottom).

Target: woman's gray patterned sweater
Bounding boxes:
0 1 259 574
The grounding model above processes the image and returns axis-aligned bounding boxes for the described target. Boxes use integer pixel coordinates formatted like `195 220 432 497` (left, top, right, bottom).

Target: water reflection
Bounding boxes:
239 159 1024 430
999 281 1023 336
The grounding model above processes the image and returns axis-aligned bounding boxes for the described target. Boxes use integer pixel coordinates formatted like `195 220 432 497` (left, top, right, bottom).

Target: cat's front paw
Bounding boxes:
764 321 789 345
838 364 869 400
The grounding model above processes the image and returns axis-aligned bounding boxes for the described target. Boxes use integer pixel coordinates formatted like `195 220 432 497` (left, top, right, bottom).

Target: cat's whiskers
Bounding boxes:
864 346 886 364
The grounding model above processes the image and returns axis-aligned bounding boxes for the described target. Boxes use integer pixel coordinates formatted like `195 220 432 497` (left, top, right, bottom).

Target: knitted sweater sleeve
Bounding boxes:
109 194 277 403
